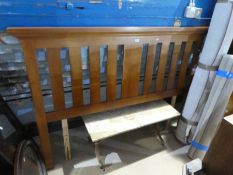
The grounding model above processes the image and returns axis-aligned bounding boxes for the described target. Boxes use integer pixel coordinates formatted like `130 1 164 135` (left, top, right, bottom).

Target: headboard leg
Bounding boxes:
62 119 72 160
171 96 177 107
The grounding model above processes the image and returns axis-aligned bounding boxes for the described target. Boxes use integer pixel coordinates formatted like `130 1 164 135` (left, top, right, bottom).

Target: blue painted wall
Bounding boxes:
0 0 216 31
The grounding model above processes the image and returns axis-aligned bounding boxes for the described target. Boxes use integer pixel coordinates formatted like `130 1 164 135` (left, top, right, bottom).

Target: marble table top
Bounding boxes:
82 100 180 142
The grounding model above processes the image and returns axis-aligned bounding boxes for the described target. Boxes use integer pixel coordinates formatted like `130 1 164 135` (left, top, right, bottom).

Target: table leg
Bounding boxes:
87 136 91 143
165 96 177 130
94 142 105 169
154 125 165 146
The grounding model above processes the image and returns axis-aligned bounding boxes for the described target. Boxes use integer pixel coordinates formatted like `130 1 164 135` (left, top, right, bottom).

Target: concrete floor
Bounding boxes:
46 125 190 175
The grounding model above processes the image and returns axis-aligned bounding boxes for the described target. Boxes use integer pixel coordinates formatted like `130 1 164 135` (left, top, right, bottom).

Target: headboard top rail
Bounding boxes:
7 27 208 39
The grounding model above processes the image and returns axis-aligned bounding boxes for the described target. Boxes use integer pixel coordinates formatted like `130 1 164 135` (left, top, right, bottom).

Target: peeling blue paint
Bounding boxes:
0 0 216 31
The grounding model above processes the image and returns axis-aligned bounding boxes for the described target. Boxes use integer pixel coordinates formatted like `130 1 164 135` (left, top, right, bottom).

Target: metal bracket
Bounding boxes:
154 124 165 146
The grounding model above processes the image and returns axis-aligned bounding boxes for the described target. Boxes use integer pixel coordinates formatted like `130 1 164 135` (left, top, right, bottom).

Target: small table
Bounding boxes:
83 100 180 168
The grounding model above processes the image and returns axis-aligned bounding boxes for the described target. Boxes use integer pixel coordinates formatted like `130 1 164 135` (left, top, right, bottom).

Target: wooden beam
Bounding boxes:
22 40 53 169
46 89 180 122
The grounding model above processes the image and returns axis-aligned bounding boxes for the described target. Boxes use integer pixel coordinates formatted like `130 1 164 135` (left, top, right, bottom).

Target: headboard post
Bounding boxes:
21 40 54 169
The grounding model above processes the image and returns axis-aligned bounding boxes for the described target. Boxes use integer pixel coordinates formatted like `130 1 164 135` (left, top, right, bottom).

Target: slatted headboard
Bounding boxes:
8 27 207 169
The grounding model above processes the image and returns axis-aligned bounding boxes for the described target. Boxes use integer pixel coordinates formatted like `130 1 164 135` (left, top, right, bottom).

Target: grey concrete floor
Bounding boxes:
45 125 190 175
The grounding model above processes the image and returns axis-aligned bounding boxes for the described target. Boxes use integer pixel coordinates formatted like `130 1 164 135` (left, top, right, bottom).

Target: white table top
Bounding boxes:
83 100 180 142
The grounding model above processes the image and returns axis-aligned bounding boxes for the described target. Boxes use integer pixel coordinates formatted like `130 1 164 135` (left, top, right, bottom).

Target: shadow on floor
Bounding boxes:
44 125 186 175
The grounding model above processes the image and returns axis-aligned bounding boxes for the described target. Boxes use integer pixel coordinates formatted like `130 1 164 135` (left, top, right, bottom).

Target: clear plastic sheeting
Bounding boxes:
176 1 233 144
0 34 19 45
0 43 12 54
188 55 233 159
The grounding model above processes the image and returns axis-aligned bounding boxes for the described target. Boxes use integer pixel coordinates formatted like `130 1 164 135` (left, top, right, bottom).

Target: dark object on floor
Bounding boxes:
203 114 233 175
0 95 24 143
0 95 25 175
0 95 45 175
14 140 47 175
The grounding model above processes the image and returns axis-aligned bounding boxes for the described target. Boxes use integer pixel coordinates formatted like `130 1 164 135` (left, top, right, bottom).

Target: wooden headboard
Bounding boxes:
8 27 207 169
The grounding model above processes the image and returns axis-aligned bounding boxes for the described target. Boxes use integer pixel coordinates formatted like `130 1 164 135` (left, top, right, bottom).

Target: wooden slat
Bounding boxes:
46 89 180 122
156 42 170 91
178 39 194 89
89 46 100 104
47 48 71 161
69 47 83 107
107 45 117 101
143 44 156 94
47 48 65 110
22 40 53 169
171 96 177 107
186 40 202 86
122 45 142 98
190 40 202 69
167 42 182 90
